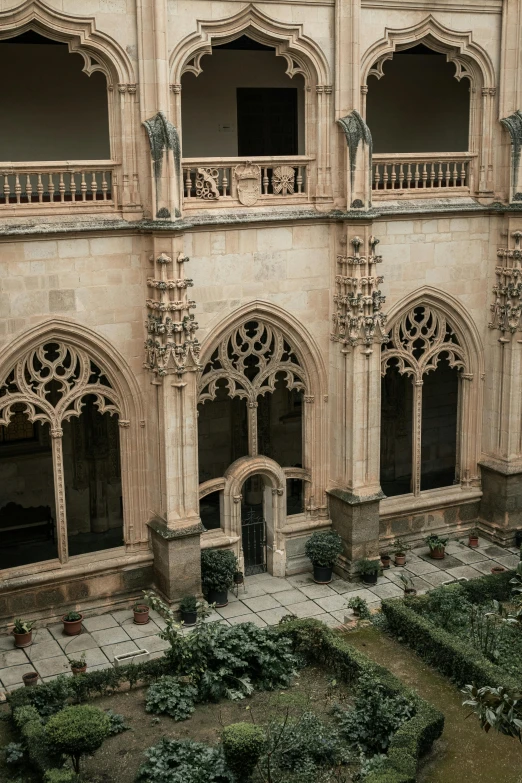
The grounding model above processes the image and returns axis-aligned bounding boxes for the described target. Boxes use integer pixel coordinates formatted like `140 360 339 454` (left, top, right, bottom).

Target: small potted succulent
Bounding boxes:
392 537 411 566
347 596 371 619
201 549 238 607
133 602 150 625
12 619 35 648
468 528 479 548
399 573 417 596
380 552 391 569
304 530 343 584
22 671 39 687
425 534 448 560
356 558 380 586
62 611 83 636
68 652 87 676
179 596 198 626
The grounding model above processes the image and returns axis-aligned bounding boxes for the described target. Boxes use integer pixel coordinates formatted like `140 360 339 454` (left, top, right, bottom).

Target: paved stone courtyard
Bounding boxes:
0 535 518 694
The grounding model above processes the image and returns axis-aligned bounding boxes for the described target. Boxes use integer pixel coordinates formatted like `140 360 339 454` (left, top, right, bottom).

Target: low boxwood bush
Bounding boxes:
222 722 265 781
136 738 234 783
145 676 198 720
45 705 111 774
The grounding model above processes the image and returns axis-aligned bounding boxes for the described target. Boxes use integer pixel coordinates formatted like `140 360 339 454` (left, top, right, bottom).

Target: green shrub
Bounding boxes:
304 530 343 567
105 709 130 735
4 742 24 766
222 722 265 780
145 676 197 720
201 549 238 593
13 705 41 729
136 738 234 783
273 711 349 774
45 705 111 774
43 770 76 783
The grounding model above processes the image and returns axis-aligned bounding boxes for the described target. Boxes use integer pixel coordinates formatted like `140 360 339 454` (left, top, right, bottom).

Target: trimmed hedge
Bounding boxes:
381 571 519 691
277 619 444 783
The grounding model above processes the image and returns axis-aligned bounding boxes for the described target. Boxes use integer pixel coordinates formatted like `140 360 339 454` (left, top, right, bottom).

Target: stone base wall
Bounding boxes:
479 463 522 545
379 499 480 550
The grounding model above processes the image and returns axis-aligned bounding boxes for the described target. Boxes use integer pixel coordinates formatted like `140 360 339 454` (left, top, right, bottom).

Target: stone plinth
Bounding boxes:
148 518 204 603
327 488 384 577
479 460 522 545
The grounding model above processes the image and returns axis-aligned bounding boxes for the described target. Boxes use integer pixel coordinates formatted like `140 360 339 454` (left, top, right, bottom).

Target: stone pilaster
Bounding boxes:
330 229 386 574
145 236 203 602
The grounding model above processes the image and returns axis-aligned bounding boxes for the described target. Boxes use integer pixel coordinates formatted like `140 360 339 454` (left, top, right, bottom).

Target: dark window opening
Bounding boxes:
287 478 304 516
200 491 221 531
380 365 413 497
420 359 458 491
237 88 298 156
257 373 303 466
198 380 248 484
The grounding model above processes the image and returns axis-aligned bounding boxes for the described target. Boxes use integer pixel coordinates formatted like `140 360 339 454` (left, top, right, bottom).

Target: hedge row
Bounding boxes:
381 571 519 691
278 619 444 783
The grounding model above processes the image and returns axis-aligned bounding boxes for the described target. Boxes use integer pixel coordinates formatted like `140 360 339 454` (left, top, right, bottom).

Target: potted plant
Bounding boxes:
356 558 380 586
491 565 506 574
62 611 83 636
12 619 34 648
233 571 244 586
392 538 411 566
399 573 417 596
425 534 448 560
201 549 238 607
468 528 479 548
380 552 391 569
133 602 150 625
22 671 38 687
68 653 87 676
347 596 371 619
179 596 198 626
304 530 343 584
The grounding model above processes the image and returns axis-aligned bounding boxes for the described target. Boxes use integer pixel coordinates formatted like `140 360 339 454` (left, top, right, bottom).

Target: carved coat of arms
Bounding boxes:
235 162 261 206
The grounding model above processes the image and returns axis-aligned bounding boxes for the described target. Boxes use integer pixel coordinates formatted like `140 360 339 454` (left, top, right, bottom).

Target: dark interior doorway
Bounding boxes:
237 88 298 156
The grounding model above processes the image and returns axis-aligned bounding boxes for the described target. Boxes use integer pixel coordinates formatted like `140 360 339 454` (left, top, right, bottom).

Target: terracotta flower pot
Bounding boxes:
429 546 445 560
395 554 406 566
133 605 150 625
13 631 33 648
62 615 83 636
404 588 417 597
22 672 38 687
491 565 506 574
71 666 87 676
469 536 479 548
381 555 391 569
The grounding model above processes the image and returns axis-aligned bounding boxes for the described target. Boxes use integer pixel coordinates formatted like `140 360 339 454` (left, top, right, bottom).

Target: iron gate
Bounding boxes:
241 507 267 575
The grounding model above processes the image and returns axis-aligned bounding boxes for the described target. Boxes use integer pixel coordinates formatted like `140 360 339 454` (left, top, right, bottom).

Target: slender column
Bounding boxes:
247 401 258 457
411 380 423 496
51 427 68 564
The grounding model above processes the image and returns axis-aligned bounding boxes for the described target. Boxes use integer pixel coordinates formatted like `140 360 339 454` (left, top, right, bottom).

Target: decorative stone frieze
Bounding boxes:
490 231 522 333
144 252 201 377
332 235 386 346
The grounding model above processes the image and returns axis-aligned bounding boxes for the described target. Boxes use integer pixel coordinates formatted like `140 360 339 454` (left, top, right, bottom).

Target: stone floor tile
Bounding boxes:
83 615 119 633
274 589 307 606
227 613 268 628
203 610 223 623
419 554 463 570
410 576 432 594
83 662 112 673
226 591 240 603
31 628 53 645
507 546 520 554
0 635 15 651
0 648 29 668
241 595 282 612
367 582 404 599
47 623 69 644
217 602 254 619
341 588 380 605
404 559 440 575
90 626 131 647
314 613 342 628
81 648 111 667
450 549 491 565
101 640 140 662
262 580 294 594
467 560 496 575
444 565 485 581
329 579 361 594
33 655 70 679
121 620 162 639
285 573 315 587
147 609 162 620
252 573 283 584
236 584 267 599
286 600 323 619
492 555 519 570
110 609 134 624
313 593 350 613
140 635 170 653
481 545 510 559
26 640 63 662
256 607 291 626
154 618 167 631
330 609 350 623
445 541 470 554
0 664 35 687
297 583 337 600
411 546 430 558
421 570 457 587
148 651 166 661
60 633 100 655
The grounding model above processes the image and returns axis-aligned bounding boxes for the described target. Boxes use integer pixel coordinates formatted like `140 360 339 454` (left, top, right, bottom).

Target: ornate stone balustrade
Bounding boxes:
182 156 314 209
372 152 476 197
0 161 117 215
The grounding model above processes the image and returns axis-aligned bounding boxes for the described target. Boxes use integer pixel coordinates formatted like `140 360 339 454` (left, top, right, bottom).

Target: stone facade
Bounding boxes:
1 0 522 625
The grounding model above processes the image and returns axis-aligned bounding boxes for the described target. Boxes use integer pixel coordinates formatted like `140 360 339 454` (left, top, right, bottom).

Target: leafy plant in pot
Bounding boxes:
392 538 411 566
201 549 238 607
133 602 150 625
425 534 448 560
347 596 371 619
357 558 380 585
68 652 87 676
62 611 83 636
399 573 417 596
179 596 198 626
468 528 479 548
12 619 34 648
380 552 391 569
304 530 343 583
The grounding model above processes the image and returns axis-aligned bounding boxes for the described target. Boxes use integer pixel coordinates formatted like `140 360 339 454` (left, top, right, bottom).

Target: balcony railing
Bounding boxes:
372 152 476 197
0 161 117 213
182 156 314 209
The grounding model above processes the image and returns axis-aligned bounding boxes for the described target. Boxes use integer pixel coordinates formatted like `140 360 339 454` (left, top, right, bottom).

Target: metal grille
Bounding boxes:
241 507 267 575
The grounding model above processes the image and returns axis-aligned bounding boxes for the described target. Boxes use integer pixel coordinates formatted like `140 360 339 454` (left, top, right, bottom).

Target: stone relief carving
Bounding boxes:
490 230 522 333
144 252 201 377
272 165 296 196
500 110 522 202
235 162 261 206
332 235 386 346
195 167 220 200
337 110 372 208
